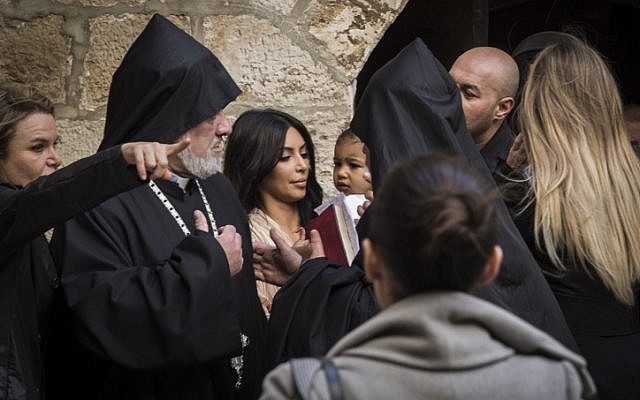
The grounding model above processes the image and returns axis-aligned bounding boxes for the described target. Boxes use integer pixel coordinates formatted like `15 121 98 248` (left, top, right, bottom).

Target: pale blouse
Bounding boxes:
249 208 296 317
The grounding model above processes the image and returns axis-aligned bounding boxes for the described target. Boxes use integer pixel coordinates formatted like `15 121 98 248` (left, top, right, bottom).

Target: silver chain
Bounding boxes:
195 180 218 236
147 178 246 389
148 180 218 237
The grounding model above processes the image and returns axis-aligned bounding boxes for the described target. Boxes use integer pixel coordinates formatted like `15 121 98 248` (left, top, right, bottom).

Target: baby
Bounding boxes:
332 129 372 195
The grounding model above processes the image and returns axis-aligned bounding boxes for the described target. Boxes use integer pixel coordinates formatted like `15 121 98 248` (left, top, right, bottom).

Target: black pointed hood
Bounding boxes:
350 38 578 352
99 14 240 150
351 38 486 189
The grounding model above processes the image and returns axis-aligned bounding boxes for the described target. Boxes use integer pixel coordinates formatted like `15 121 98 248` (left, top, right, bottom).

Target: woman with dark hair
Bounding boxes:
224 108 322 315
0 81 186 399
262 154 595 399
262 39 577 376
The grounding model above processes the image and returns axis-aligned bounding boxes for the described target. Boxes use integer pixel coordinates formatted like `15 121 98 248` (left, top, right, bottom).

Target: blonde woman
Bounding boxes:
514 36 640 399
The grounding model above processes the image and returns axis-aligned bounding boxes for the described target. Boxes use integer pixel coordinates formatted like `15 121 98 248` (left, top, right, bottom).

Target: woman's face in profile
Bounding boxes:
0 112 61 186
259 127 310 205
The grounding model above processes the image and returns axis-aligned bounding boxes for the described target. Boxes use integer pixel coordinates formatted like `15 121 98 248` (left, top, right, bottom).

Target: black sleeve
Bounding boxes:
0 146 140 253
54 205 241 370
264 258 379 373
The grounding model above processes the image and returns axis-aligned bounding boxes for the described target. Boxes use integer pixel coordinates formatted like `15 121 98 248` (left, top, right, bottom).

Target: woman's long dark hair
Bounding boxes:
224 109 322 227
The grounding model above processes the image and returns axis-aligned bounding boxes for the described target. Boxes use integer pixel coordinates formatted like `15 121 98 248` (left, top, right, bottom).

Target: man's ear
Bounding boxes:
363 238 383 283
495 97 515 121
476 245 503 286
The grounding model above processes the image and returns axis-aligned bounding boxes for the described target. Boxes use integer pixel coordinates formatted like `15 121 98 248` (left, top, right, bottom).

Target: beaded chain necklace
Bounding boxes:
147 178 249 389
148 179 218 236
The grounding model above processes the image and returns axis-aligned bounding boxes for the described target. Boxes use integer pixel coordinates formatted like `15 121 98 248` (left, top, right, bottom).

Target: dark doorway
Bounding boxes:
354 0 488 106
490 0 640 103
356 0 640 105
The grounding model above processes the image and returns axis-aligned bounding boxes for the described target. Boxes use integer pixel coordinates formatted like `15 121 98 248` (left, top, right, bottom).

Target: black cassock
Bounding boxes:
265 38 577 373
49 14 266 400
52 175 265 399
351 39 576 350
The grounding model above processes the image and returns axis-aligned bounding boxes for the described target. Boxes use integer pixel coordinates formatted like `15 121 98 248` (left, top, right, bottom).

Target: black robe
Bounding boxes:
265 38 577 373
351 38 577 350
507 175 640 399
51 175 265 399
0 146 140 400
49 14 266 400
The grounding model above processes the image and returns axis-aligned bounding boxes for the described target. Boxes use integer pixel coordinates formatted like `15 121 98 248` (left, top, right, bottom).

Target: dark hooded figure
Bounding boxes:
264 38 577 373
352 38 577 349
49 15 266 400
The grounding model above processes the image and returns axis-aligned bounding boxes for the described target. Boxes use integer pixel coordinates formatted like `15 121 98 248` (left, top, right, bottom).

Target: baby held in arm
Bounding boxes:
332 128 373 218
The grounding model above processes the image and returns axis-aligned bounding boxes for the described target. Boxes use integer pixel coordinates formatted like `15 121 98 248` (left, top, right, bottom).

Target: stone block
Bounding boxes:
81 14 190 111
53 0 146 4
294 108 352 197
56 119 105 165
79 0 147 6
255 0 297 14
0 15 71 103
202 15 350 109
302 0 403 79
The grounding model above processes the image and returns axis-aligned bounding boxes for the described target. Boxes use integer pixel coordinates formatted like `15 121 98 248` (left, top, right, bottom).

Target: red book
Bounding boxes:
308 195 362 265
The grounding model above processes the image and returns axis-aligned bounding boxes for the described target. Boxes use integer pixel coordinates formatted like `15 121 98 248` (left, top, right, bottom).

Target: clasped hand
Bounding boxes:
193 210 243 277
253 229 325 286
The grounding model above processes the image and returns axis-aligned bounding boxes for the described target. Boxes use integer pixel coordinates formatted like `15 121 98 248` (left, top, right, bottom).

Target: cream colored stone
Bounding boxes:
0 15 71 103
294 108 352 197
379 0 406 10
81 14 190 111
255 0 296 14
202 15 350 109
80 0 147 6
56 119 105 165
303 0 403 79
54 0 147 4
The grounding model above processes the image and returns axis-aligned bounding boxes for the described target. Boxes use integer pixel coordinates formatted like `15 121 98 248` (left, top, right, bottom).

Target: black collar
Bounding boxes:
153 178 198 199
480 121 514 173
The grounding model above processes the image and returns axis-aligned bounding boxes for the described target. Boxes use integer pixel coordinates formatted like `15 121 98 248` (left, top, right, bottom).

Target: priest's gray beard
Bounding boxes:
177 147 224 179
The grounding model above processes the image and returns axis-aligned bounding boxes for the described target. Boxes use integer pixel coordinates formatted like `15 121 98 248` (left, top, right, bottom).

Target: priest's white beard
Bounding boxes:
177 147 224 180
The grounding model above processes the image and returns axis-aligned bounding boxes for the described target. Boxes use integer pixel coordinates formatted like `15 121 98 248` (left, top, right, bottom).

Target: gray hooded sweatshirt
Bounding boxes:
261 292 596 399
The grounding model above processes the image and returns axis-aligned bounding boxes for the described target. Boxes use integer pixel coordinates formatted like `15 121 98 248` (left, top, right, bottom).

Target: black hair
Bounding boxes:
224 108 322 227
368 153 498 297
335 128 360 145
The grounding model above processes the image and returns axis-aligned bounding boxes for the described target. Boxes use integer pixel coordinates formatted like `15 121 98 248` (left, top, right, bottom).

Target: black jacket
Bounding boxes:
0 146 140 399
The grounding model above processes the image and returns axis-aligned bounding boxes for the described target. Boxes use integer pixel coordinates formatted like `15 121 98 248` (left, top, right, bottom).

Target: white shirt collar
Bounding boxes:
169 173 191 191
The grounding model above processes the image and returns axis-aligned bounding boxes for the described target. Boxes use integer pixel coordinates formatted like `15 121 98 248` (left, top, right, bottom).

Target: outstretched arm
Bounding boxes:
0 139 189 253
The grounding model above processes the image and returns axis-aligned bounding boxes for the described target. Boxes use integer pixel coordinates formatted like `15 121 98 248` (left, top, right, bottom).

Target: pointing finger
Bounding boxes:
166 137 191 156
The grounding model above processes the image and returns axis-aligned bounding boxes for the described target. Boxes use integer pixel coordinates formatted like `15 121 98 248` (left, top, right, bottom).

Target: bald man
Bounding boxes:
450 47 519 180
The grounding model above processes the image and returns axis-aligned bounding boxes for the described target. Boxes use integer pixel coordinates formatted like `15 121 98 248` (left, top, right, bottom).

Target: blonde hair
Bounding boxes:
518 37 640 305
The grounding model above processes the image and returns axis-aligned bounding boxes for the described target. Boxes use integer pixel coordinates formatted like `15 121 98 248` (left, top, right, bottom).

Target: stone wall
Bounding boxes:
0 0 408 195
